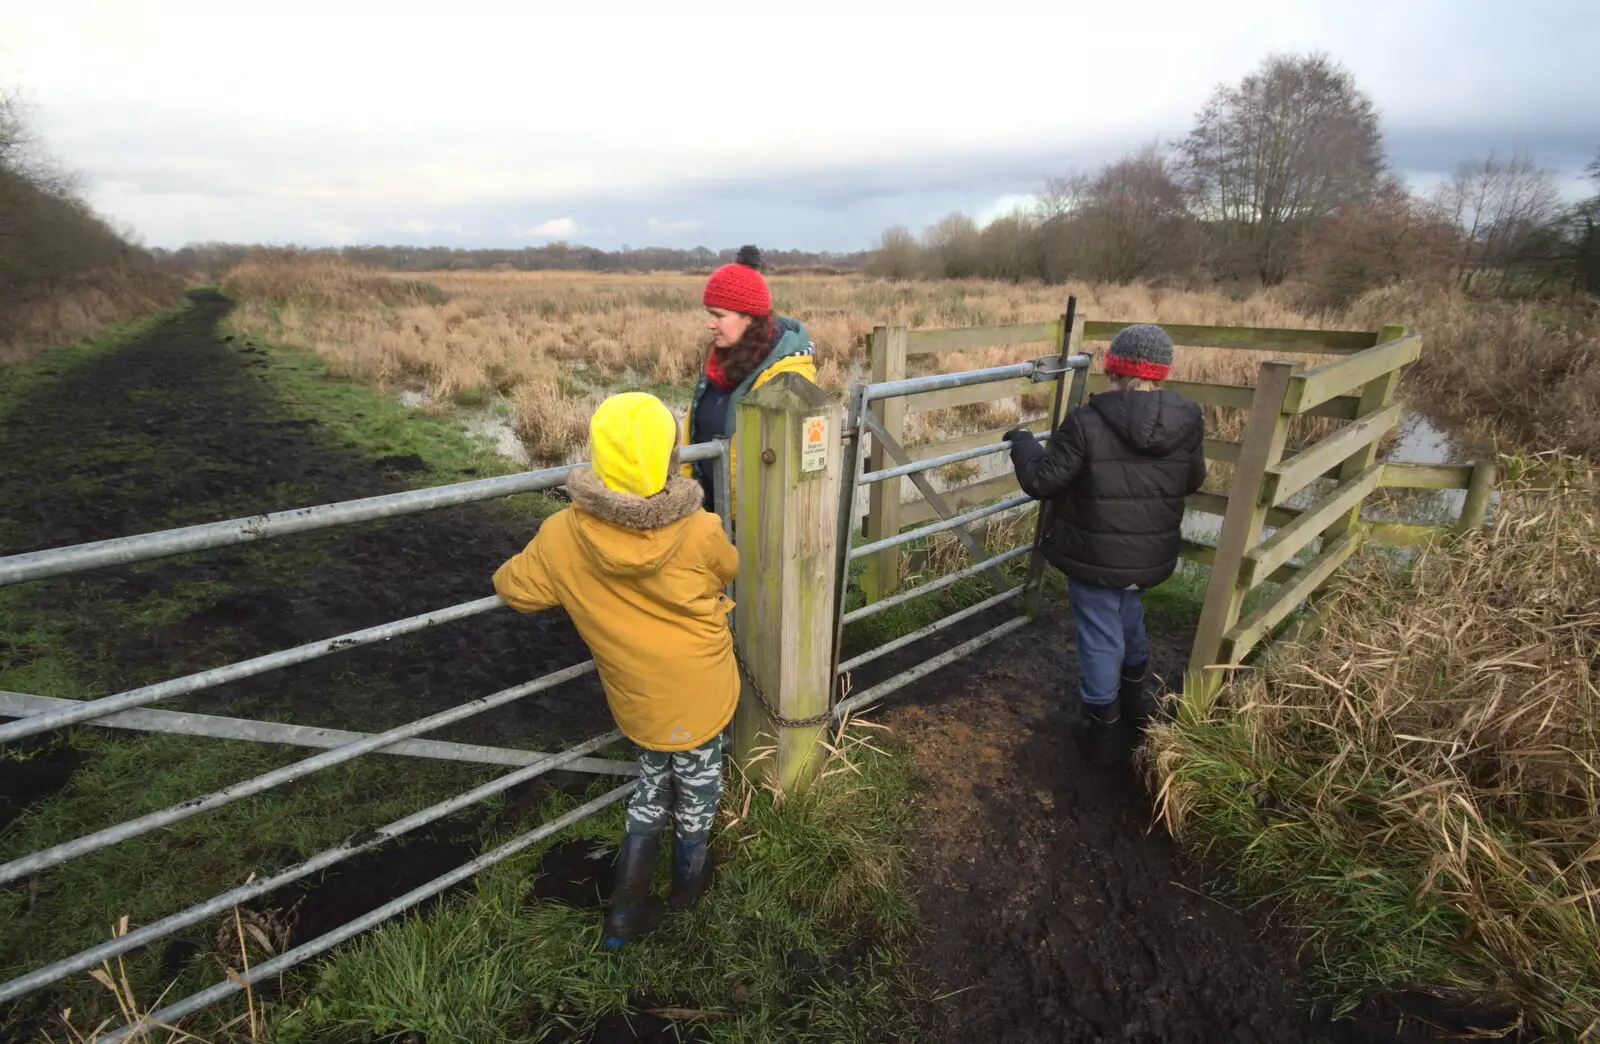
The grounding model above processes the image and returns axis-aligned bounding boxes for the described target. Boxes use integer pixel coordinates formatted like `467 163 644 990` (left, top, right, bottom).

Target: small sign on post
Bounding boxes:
800 414 829 474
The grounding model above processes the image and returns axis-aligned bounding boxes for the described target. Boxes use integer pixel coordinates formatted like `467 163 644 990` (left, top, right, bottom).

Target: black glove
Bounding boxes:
1001 427 1035 444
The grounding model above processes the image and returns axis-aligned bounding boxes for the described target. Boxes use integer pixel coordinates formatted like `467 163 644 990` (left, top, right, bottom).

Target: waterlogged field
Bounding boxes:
219 261 1364 465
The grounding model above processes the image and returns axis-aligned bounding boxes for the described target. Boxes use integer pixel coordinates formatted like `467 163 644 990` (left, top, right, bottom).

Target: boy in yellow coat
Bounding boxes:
493 392 739 947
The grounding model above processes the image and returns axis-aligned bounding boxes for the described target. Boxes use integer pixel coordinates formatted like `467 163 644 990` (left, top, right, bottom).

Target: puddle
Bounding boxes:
397 389 533 468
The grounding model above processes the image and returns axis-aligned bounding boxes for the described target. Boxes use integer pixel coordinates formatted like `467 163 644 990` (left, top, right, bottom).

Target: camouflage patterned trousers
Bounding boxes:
625 734 724 842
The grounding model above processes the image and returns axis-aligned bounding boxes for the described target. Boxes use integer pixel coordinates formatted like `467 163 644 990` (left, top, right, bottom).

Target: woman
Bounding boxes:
683 245 818 510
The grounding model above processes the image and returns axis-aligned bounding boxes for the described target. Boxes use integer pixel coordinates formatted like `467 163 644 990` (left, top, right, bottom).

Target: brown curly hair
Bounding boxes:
709 313 775 386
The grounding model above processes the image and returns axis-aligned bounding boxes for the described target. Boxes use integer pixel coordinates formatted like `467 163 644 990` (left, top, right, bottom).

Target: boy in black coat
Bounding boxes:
1004 324 1207 762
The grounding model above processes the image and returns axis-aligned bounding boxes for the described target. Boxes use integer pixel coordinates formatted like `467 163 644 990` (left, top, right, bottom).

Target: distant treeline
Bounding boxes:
869 54 1600 307
158 242 870 280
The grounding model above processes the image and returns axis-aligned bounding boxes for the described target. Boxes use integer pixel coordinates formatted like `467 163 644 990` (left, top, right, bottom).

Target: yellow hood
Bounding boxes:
590 392 677 498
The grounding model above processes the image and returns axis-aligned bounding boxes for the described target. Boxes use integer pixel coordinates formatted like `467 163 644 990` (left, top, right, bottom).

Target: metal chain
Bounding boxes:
729 626 835 729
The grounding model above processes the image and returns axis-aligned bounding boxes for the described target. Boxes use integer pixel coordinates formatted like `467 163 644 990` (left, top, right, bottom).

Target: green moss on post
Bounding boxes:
730 372 845 793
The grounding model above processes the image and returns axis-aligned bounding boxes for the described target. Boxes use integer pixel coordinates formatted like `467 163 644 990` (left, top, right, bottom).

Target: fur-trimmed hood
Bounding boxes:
566 468 708 578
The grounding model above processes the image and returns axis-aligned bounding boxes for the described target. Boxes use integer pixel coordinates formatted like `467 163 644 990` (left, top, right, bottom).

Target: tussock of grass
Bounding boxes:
1147 454 1600 1038
262 722 931 1043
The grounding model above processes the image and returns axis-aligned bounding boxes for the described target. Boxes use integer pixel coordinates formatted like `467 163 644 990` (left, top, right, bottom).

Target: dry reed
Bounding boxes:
1147 454 1600 1037
2 266 185 367
219 258 1382 462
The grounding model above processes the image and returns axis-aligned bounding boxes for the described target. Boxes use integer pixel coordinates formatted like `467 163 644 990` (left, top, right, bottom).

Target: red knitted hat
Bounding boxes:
703 261 771 317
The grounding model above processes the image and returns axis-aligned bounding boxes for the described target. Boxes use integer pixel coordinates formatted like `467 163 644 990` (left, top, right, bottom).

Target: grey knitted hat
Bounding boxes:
1105 324 1174 380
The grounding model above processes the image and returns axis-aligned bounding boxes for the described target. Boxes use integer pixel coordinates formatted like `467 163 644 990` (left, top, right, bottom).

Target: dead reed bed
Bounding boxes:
2 264 185 367
218 257 1371 462
1345 284 1600 459
1147 453 1600 1038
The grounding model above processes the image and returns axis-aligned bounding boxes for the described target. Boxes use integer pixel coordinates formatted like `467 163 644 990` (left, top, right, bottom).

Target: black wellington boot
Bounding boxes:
668 834 715 911
1119 661 1159 731
1077 700 1122 766
601 832 664 948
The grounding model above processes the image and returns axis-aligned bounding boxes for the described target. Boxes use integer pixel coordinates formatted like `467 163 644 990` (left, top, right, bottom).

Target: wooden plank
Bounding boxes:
1382 462 1475 489
1205 438 1242 464
1244 464 1385 587
1368 521 1450 547
1282 333 1421 415
1303 395 1362 421
1082 321 1378 355
899 473 1027 527
905 321 1061 356
905 376 1036 415
908 419 1050 462
731 373 845 790
1180 539 1299 585
1188 360 1299 676
863 326 907 602
1323 325 1408 544
1223 530 1361 664
1186 491 1302 529
1262 403 1401 506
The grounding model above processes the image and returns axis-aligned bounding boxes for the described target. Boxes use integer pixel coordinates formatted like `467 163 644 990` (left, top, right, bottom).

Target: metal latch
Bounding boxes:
1029 355 1071 383
1028 353 1094 383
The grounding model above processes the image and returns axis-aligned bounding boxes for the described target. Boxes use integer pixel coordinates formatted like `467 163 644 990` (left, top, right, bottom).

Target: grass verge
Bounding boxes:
1146 454 1600 1039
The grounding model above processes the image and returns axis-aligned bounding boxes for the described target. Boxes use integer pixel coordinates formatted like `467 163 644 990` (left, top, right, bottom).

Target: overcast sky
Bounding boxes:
4 0 1596 252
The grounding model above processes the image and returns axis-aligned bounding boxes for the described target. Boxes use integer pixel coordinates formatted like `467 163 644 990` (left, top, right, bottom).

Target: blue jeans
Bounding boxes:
1068 579 1149 706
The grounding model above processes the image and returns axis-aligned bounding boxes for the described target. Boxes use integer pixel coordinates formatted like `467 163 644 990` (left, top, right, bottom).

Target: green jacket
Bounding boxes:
681 317 819 511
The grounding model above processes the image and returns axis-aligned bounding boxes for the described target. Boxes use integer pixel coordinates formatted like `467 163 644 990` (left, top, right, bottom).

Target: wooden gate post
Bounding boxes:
861 325 907 603
730 371 845 792
1456 457 1497 535
1188 360 1300 682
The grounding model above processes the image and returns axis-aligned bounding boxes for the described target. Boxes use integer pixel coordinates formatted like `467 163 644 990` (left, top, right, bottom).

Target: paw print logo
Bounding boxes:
805 417 826 444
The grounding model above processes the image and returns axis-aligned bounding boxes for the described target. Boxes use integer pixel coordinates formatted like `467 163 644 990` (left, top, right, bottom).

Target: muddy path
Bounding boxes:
857 604 1522 1044
0 289 611 749
0 292 620 1035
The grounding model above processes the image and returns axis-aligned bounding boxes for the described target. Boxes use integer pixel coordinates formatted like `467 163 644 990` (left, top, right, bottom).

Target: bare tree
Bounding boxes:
867 224 923 281
923 212 983 279
1177 53 1385 284
977 210 1040 283
0 90 30 165
1433 150 1564 281
1076 144 1191 281
1301 180 1464 308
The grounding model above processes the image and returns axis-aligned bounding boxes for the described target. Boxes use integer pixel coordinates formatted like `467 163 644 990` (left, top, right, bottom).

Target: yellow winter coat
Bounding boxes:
492 469 740 751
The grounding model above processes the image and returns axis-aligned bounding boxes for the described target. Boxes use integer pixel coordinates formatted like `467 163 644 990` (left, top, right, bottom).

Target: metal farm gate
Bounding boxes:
0 439 735 1040
828 301 1091 719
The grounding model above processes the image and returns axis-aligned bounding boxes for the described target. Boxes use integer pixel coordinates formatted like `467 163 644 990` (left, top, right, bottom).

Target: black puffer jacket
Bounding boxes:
1009 389 1206 589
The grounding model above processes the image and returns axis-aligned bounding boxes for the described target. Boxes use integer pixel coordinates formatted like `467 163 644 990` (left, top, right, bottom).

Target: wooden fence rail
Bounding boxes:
861 314 1497 695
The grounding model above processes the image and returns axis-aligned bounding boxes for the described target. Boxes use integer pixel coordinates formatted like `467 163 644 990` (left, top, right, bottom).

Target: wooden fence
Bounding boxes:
858 317 1496 684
